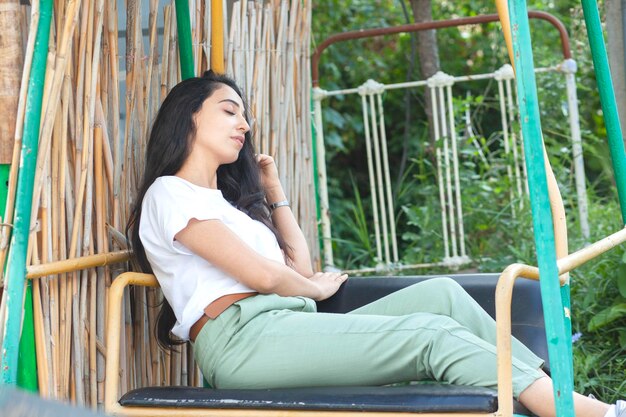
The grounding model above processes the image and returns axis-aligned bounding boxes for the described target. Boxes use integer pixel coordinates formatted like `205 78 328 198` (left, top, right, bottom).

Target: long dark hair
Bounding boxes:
126 71 290 348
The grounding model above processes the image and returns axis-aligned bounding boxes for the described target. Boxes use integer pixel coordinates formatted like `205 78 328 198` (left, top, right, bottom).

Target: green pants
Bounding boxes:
193 277 544 398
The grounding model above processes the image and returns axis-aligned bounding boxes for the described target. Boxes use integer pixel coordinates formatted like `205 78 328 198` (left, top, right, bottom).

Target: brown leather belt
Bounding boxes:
189 292 257 342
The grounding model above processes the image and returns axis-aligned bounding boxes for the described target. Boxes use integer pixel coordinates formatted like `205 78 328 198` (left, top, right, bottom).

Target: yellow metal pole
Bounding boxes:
211 0 225 73
495 0 515 71
494 0 569 263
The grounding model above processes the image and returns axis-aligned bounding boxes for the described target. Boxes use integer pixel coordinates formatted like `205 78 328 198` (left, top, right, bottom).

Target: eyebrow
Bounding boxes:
218 99 241 107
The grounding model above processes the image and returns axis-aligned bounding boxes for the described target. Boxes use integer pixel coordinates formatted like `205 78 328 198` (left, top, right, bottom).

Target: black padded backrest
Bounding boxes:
316 274 550 371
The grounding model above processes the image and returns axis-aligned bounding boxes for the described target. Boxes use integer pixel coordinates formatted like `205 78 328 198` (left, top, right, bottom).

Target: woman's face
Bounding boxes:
191 84 250 166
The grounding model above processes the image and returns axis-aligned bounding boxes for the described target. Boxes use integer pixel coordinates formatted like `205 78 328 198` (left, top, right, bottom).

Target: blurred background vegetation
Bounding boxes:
311 0 625 401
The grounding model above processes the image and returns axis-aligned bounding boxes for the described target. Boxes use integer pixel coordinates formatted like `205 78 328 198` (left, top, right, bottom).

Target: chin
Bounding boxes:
221 153 241 166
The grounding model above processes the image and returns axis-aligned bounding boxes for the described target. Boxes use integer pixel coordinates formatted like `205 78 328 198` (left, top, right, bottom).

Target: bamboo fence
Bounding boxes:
0 0 316 409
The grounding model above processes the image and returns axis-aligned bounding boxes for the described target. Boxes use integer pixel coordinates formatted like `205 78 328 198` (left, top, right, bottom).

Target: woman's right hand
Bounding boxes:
308 272 349 301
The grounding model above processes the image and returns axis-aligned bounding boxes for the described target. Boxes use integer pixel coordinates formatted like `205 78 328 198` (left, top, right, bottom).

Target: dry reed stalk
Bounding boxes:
226 3 236 74
74 0 90 156
181 344 188 386
260 5 271 154
194 0 203 75
164 344 171 386
141 0 159 142
238 1 247 87
121 289 131 395
171 344 181 386
32 277 49 393
35 109 55 398
89 265 97 408
86 7 107 402
106 0 121 234
93 102 107 408
30 0 81 238
203 0 210 71
245 2 254 95
122 0 139 218
34 175 49 395
167 6 178 101
59 0 94 401
161 5 172 101
55 0 65 47
72 271 85 404
133 288 146 387
97 101 114 199
146 288 159 385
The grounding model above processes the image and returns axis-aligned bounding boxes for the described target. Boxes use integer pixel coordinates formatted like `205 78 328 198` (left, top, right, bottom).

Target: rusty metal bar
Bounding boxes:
312 11 571 87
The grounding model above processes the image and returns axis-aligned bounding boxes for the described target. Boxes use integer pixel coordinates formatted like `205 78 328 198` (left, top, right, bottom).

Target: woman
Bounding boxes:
127 71 623 417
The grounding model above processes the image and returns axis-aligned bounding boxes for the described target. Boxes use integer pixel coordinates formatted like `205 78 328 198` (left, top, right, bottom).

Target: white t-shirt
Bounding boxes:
139 175 285 340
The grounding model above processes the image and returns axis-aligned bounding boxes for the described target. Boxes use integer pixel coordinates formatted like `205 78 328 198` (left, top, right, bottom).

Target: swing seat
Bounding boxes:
106 273 548 417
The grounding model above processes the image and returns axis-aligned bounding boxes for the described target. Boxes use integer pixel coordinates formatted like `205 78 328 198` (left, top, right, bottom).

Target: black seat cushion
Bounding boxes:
120 384 531 414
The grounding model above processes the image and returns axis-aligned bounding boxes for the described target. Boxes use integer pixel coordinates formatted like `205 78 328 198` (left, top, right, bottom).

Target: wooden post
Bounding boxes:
0 0 23 165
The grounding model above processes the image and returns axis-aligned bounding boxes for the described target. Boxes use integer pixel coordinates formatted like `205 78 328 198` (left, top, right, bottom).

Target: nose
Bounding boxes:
238 115 250 133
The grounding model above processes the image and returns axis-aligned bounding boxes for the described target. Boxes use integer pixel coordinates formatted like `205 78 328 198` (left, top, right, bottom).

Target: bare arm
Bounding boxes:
257 154 314 276
175 218 345 300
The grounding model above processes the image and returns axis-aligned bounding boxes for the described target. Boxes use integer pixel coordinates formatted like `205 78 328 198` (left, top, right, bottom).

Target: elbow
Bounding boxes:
254 269 280 294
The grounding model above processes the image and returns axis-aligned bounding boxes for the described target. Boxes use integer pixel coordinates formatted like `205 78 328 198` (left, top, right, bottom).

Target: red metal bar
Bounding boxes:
312 11 571 87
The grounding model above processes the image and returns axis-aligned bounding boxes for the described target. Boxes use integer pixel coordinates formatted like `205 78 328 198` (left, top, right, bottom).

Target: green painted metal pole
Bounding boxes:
0 0 52 385
174 0 195 80
507 1 575 417
17 282 38 391
2 164 38 391
581 0 626 223
0 165 9 216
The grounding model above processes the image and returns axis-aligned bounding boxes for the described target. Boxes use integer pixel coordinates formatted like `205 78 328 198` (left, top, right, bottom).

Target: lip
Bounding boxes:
231 136 245 146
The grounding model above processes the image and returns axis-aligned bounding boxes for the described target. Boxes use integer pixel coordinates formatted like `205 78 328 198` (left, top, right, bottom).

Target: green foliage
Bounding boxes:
314 0 623 402
570 200 626 402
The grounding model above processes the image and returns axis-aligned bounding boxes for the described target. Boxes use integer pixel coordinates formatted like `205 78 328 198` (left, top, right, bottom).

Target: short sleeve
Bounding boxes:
142 177 222 255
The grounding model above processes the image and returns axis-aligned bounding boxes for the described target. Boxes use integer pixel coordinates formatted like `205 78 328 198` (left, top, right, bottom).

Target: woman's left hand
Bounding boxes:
256 154 281 191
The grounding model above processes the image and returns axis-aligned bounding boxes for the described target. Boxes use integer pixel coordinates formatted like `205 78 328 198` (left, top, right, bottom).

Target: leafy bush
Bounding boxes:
314 0 624 402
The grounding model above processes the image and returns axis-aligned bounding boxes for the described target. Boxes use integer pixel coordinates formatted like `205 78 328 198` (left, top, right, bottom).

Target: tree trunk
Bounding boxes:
396 0 440 189
409 0 439 148
606 0 626 147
